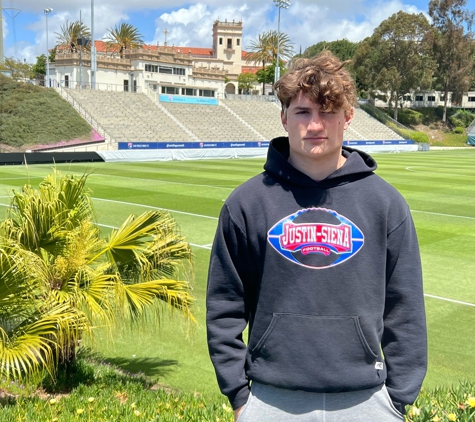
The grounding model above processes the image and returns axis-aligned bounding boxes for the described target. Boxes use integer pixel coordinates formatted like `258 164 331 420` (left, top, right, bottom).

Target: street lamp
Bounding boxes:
44 8 53 87
273 0 290 85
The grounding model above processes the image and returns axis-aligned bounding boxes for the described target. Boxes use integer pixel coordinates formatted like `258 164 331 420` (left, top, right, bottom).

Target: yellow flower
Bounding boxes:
49 398 57 405
88 397 95 403
431 417 440 422
134 410 140 416
76 408 84 415
411 406 421 416
222 403 233 413
468 397 475 408
448 414 457 421
131 402 136 409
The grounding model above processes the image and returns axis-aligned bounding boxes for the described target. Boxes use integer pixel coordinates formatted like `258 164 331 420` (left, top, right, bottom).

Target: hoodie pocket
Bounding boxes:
250 313 381 391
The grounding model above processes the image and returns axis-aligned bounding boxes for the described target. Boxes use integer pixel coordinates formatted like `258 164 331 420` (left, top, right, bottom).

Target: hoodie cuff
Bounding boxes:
230 385 251 410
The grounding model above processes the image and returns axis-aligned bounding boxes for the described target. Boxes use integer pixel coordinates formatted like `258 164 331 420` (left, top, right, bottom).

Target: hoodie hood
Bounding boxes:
264 136 377 188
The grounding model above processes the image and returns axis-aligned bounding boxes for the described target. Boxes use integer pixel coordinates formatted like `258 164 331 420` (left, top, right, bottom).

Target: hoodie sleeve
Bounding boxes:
206 203 255 410
382 206 428 414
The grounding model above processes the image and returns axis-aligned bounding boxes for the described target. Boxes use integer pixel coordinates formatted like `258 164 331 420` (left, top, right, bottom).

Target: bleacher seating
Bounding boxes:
65 89 194 143
221 99 285 140
160 101 262 142
350 108 404 141
62 90 404 149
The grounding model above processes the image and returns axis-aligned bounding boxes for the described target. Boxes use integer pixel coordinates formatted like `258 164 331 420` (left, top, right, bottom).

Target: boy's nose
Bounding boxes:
308 114 324 130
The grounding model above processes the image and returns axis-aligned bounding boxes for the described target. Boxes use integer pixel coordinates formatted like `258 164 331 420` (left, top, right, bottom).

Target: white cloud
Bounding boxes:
154 3 267 48
160 4 209 26
2 0 431 62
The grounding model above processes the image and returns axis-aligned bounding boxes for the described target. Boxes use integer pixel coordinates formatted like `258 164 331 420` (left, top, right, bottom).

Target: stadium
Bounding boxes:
1 6 475 422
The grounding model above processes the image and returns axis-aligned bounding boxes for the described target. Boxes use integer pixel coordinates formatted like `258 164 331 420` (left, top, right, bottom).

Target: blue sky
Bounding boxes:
1 0 475 63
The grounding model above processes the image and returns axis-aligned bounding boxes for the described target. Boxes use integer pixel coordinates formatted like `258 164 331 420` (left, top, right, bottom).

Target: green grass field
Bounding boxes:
1 149 474 401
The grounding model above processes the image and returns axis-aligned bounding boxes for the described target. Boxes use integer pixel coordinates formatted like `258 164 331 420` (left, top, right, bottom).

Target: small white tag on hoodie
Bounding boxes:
375 362 384 370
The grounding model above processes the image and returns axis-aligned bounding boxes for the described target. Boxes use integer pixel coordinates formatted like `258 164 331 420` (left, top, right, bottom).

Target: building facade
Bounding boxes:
51 19 259 98
372 90 475 109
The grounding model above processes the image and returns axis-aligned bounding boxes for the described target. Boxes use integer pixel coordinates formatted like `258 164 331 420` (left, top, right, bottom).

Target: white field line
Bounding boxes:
2 196 475 223
91 197 218 220
0 173 234 191
1 198 474 304
411 210 475 221
91 173 235 191
405 166 474 176
424 294 475 308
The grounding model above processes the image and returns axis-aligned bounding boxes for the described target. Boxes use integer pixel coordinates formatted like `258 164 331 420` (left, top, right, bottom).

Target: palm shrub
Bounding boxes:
0 170 194 382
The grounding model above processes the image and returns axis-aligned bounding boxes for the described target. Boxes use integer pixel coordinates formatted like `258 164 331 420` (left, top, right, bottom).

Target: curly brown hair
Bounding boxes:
274 50 357 116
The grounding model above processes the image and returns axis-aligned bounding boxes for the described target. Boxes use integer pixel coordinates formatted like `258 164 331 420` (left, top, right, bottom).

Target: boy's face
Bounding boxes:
281 91 353 171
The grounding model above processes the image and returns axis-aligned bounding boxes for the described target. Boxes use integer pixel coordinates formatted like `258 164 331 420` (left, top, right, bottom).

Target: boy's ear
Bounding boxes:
344 107 354 130
281 111 288 131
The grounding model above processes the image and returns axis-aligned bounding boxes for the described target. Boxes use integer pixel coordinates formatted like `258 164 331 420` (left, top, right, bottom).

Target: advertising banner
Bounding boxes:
159 94 218 105
118 140 413 150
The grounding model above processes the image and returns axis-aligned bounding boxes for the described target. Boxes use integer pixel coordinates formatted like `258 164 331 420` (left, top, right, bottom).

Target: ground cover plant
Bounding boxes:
0 150 475 419
0 74 93 149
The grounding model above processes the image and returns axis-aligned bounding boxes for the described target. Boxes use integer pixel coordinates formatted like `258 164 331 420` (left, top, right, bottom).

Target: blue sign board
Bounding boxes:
118 141 270 150
159 94 218 105
343 140 415 146
118 140 413 150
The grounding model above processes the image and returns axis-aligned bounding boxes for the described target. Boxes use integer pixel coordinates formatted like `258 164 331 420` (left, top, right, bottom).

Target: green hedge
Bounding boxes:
387 124 429 143
449 110 475 129
397 109 423 126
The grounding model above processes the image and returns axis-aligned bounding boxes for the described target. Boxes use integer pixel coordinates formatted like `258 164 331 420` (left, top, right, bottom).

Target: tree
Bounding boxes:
256 60 286 93
428 0 475 122
104 23 144 58
237 72 258 94
0 170 195 381
49 47 57 64
0 57 32 81
352 11 434 121
55 20 91 53
31 54 46 79
302 39 360 62
245 30 294 94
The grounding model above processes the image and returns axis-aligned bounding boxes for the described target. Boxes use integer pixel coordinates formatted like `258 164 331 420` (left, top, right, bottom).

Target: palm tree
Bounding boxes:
55 20 91 53
104 23 144 58
0 170 194 381
245 30 294 93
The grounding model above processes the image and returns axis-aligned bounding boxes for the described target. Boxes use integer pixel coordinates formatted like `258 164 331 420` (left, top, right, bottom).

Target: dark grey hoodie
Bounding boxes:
206 137 427 415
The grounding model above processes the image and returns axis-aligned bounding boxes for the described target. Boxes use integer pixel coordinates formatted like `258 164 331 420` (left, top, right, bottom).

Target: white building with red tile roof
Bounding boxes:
52 19 261 98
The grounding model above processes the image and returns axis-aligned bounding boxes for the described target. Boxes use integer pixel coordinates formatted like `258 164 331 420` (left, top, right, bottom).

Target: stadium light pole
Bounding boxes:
44 8 53 87
91 0 96 89
1 0 4 63
273 0 290 85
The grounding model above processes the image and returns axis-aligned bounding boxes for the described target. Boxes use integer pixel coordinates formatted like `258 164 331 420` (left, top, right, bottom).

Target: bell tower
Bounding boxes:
212 19 243 63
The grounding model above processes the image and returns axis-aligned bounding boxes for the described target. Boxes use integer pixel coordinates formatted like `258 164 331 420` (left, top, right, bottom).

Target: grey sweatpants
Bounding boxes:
237 382 404 422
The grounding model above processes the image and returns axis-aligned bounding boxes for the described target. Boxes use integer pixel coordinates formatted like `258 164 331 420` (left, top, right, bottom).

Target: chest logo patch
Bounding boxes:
267 207 364 269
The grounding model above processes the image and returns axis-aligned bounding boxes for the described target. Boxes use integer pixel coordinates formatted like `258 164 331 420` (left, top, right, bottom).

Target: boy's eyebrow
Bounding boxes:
292 106 312 111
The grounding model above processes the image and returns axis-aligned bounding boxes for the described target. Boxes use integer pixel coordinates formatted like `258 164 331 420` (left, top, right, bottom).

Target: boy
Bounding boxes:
206 51 427 421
